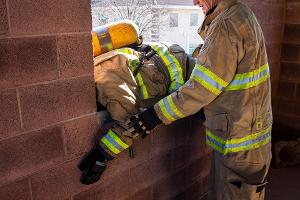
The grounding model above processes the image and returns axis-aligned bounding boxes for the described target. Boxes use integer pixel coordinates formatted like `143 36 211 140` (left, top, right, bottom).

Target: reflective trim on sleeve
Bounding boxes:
116 48 149 99
190 64 228 95
101 137 121 155
225 64 270 91
107 129 129 149
100 129 129 155
206 126 272 155
149 43 184 92
158 95 185 122
136 73 149 99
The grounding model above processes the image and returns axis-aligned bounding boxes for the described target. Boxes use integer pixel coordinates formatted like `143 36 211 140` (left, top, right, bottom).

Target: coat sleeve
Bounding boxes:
154 21 238 124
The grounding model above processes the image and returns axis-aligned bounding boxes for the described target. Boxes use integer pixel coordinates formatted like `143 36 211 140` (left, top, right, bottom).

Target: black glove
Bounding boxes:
126 106 162 138
79 146 111 185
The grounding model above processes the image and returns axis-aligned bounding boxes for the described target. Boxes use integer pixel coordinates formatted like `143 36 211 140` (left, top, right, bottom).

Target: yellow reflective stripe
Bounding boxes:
116 49 149 99
206 136 271 155
116 48 134 54
158 99 176 122
136 73 149 99
228 126 272 144
108 129 129 150
226 74 269 90
225 64 270 91
191 75 222 95
197 65 228 88
233 64 268 80
101 137 121 155
167 95 185 118
150 43 184 92
206 138 224 154
206 126 272 155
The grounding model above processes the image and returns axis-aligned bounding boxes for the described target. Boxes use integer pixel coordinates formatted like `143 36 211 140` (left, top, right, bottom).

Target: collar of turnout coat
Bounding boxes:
198 0 240 38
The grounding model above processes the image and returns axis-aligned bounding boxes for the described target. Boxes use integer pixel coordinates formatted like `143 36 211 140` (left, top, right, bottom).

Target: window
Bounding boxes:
169 13 179 27
190 13 198 26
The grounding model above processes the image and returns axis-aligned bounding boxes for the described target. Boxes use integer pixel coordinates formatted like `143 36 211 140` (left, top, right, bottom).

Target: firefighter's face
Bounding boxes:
193 0 210 14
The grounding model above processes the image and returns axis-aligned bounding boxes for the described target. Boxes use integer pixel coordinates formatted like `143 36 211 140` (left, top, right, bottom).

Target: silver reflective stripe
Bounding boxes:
94 26 113 54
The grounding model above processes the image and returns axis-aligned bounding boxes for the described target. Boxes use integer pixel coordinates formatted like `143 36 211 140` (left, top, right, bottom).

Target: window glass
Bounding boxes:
169 13 179 27
190 13 198 26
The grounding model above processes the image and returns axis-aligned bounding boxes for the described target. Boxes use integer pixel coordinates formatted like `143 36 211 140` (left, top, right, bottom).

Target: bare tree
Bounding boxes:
92 0 169 41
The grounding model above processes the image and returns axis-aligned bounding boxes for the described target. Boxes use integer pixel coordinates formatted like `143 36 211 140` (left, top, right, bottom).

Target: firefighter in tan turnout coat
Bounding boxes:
80 1 272 199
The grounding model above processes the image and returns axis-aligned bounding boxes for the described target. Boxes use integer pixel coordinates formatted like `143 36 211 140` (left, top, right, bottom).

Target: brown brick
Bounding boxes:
0 37 58 89
172 145 191 170
273 113 300 140
152 124 175 156
245 1 269 25
281 44 300 62
188 155 212 183
128 186 152 200
172 118 189 147
294 100 300 116
276 98 297 115
245 1 285 25
63 114 98 159
284 24 300 45
0 6 9 35
280 62 300 82
99 149 131 180
271 80 278 98
30 159 87 200
96 133 153 185
0 126 64 185
19 76 96 130
187 116 211 161
129 153 172 195
0 179 31 200
266 43 282 64
173 178 207 200
261 24 284 45
286 2 300 24
104 128 152 175
154 118 189 151
0 89 22 139
297 84 300 99
267 2 286 25
128 133 152 165
189 139 212 164
57 33 93 79
269 62 281 82
277 80 296 99
8 0 92 35
153 167 189 199
74 170 131 200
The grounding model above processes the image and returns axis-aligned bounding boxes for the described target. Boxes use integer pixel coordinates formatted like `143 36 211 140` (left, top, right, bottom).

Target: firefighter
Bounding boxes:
81 1 272 199
79 40 196 184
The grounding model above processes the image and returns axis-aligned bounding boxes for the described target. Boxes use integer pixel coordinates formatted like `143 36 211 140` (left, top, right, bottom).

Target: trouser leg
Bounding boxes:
209 144 272 200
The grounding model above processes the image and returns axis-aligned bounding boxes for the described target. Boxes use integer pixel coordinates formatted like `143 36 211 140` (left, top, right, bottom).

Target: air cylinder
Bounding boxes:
92 20 141 57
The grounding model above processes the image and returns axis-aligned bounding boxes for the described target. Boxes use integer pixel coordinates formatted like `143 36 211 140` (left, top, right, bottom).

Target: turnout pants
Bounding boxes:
209 143 272 200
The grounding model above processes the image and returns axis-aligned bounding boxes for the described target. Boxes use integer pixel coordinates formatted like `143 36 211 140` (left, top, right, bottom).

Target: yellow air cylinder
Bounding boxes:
92 20 141 57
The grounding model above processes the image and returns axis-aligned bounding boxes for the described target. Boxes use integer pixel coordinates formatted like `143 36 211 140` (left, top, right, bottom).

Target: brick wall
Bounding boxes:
273 0 300 140
245 0 286 96
0 1 211 200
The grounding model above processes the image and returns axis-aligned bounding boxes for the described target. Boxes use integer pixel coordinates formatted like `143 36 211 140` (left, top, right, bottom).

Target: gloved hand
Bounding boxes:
79 146 109 185
126 106 162 138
